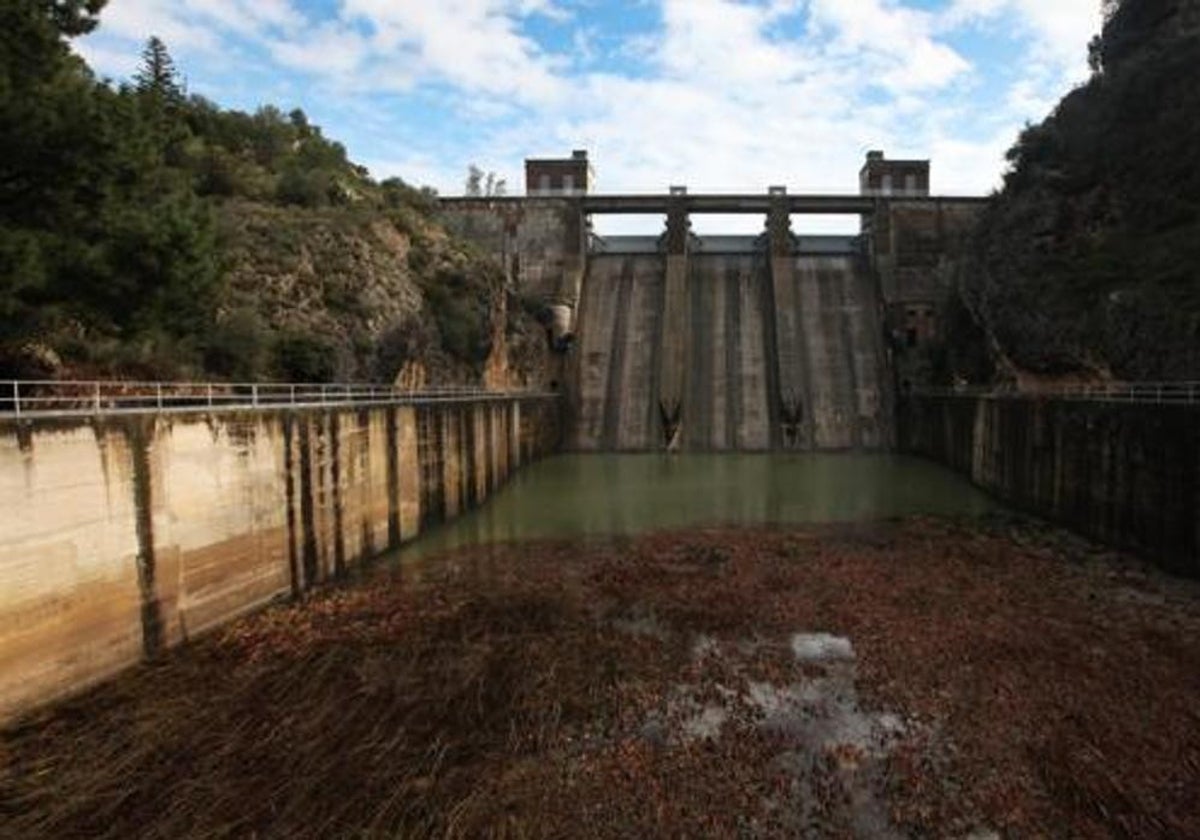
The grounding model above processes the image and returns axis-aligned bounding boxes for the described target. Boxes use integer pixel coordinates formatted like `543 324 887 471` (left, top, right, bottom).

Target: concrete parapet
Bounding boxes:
0 397 560 724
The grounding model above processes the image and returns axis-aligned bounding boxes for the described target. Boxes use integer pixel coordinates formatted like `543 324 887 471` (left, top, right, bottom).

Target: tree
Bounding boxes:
0 0 114 348
134 36 184 103
464 164 506 197
465 165 484 196
0 0 106 90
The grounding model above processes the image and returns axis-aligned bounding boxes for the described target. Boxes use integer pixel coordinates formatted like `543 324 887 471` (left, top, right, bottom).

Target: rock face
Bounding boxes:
217 200 552 387
948 0 1200 383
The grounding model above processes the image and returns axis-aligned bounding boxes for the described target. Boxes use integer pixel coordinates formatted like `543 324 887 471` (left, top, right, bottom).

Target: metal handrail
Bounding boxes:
911 382 1200 405
0 379 558 419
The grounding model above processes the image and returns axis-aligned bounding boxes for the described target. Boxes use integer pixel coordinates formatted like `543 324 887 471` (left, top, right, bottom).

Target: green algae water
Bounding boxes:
398 454 998 559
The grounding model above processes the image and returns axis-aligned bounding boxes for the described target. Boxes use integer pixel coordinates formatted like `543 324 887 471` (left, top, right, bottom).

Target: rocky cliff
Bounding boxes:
941 0 1200 384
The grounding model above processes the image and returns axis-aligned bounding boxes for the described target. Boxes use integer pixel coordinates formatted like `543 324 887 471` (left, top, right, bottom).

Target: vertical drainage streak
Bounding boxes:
386 407 401 549
298 417 318 587
648 255 668 446
759 249 783 451
330 412 346 577
602 260 634 450
282 416 301 597
835 261 862 448
464 406 477 509
726 261 744 450
358 409 374 558
686 257 708 450
128 418 163 661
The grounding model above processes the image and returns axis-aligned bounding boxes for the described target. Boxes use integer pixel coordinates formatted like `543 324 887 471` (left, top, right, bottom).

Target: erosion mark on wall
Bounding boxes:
385 407 401 550
128 417 164 660
298 417 319 587
282 416 302 597
330 412 346 578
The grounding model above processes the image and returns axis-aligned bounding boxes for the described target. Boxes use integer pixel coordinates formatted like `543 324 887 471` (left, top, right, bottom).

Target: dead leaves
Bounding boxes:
3 518 1199 838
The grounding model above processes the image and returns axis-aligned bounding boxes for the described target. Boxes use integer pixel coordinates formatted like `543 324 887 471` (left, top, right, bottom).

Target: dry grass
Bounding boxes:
2 516 1198 838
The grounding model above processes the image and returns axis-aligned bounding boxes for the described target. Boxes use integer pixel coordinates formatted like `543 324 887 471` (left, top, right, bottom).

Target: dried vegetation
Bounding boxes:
2 517 1199 838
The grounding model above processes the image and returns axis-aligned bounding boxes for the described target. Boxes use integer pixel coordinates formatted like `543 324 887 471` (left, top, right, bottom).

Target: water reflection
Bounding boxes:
397 453 997 560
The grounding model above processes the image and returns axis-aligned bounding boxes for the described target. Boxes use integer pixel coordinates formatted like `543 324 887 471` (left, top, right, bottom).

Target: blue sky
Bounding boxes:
75 0 1102 232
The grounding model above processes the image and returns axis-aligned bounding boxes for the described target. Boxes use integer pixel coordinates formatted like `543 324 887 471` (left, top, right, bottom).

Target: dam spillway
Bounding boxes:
436 154 993 453
568 238 892 452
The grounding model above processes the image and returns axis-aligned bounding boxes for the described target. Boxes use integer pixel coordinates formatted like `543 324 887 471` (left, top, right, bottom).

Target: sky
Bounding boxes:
74 0 1103 233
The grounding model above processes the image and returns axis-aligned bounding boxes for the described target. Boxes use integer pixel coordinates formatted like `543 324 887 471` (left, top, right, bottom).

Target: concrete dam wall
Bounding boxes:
569 246 892 451
0 398 560 724
439 180 989 454
901 395 1200 577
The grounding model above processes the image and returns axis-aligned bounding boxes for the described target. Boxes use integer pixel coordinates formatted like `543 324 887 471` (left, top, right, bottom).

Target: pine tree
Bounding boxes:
134 36 184 103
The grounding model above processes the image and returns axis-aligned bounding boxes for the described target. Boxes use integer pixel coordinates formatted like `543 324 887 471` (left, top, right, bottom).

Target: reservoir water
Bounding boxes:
398 453 999 559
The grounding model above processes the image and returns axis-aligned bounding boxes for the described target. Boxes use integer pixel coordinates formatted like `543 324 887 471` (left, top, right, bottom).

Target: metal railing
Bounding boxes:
1 380 558 419
912 381 1200 405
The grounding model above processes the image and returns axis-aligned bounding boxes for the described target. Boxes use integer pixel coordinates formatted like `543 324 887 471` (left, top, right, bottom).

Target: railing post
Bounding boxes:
290 384 296 405
252 384 259 407
12 382 20 418
207 384 213 408
156 383 163 411
94 382 101 413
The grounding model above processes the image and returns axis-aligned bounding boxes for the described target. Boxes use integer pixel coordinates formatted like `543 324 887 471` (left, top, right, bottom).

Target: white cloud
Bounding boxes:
180 0 304 37
943 0 1102 75
658 0 808 86
268 22 373 80
809 0 971 92
338 0 569 103
73 0 1103 234
89 0 221 56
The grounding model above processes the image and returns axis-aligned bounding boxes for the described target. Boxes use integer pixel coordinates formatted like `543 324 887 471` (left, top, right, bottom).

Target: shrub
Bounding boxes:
274 331 338 382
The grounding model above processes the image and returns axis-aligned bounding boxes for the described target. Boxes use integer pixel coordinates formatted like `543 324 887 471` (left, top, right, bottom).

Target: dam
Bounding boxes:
441 151 985 451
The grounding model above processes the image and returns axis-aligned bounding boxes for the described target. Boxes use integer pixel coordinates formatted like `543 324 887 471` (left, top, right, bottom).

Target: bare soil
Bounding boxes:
2 516 1198 838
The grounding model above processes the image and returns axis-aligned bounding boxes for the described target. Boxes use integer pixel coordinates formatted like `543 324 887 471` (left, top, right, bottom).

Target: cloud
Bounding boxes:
808 0 971 92
267 22 374 80
942 0 1102 74
73 0 1102 233
180 0 304 38
336 0 570 103
89 0 222 57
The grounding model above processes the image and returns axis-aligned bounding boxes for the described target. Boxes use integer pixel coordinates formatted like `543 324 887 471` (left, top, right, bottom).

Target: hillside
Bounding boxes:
213 200 548 387
0 2 549 387
941 0 1200 384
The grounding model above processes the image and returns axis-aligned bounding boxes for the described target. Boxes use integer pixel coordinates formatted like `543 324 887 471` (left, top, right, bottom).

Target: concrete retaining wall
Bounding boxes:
0 398 560 724
901 395 1200 576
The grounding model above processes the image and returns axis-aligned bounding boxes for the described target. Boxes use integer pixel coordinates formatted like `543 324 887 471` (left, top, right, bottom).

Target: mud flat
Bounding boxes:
2 516 1198 838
